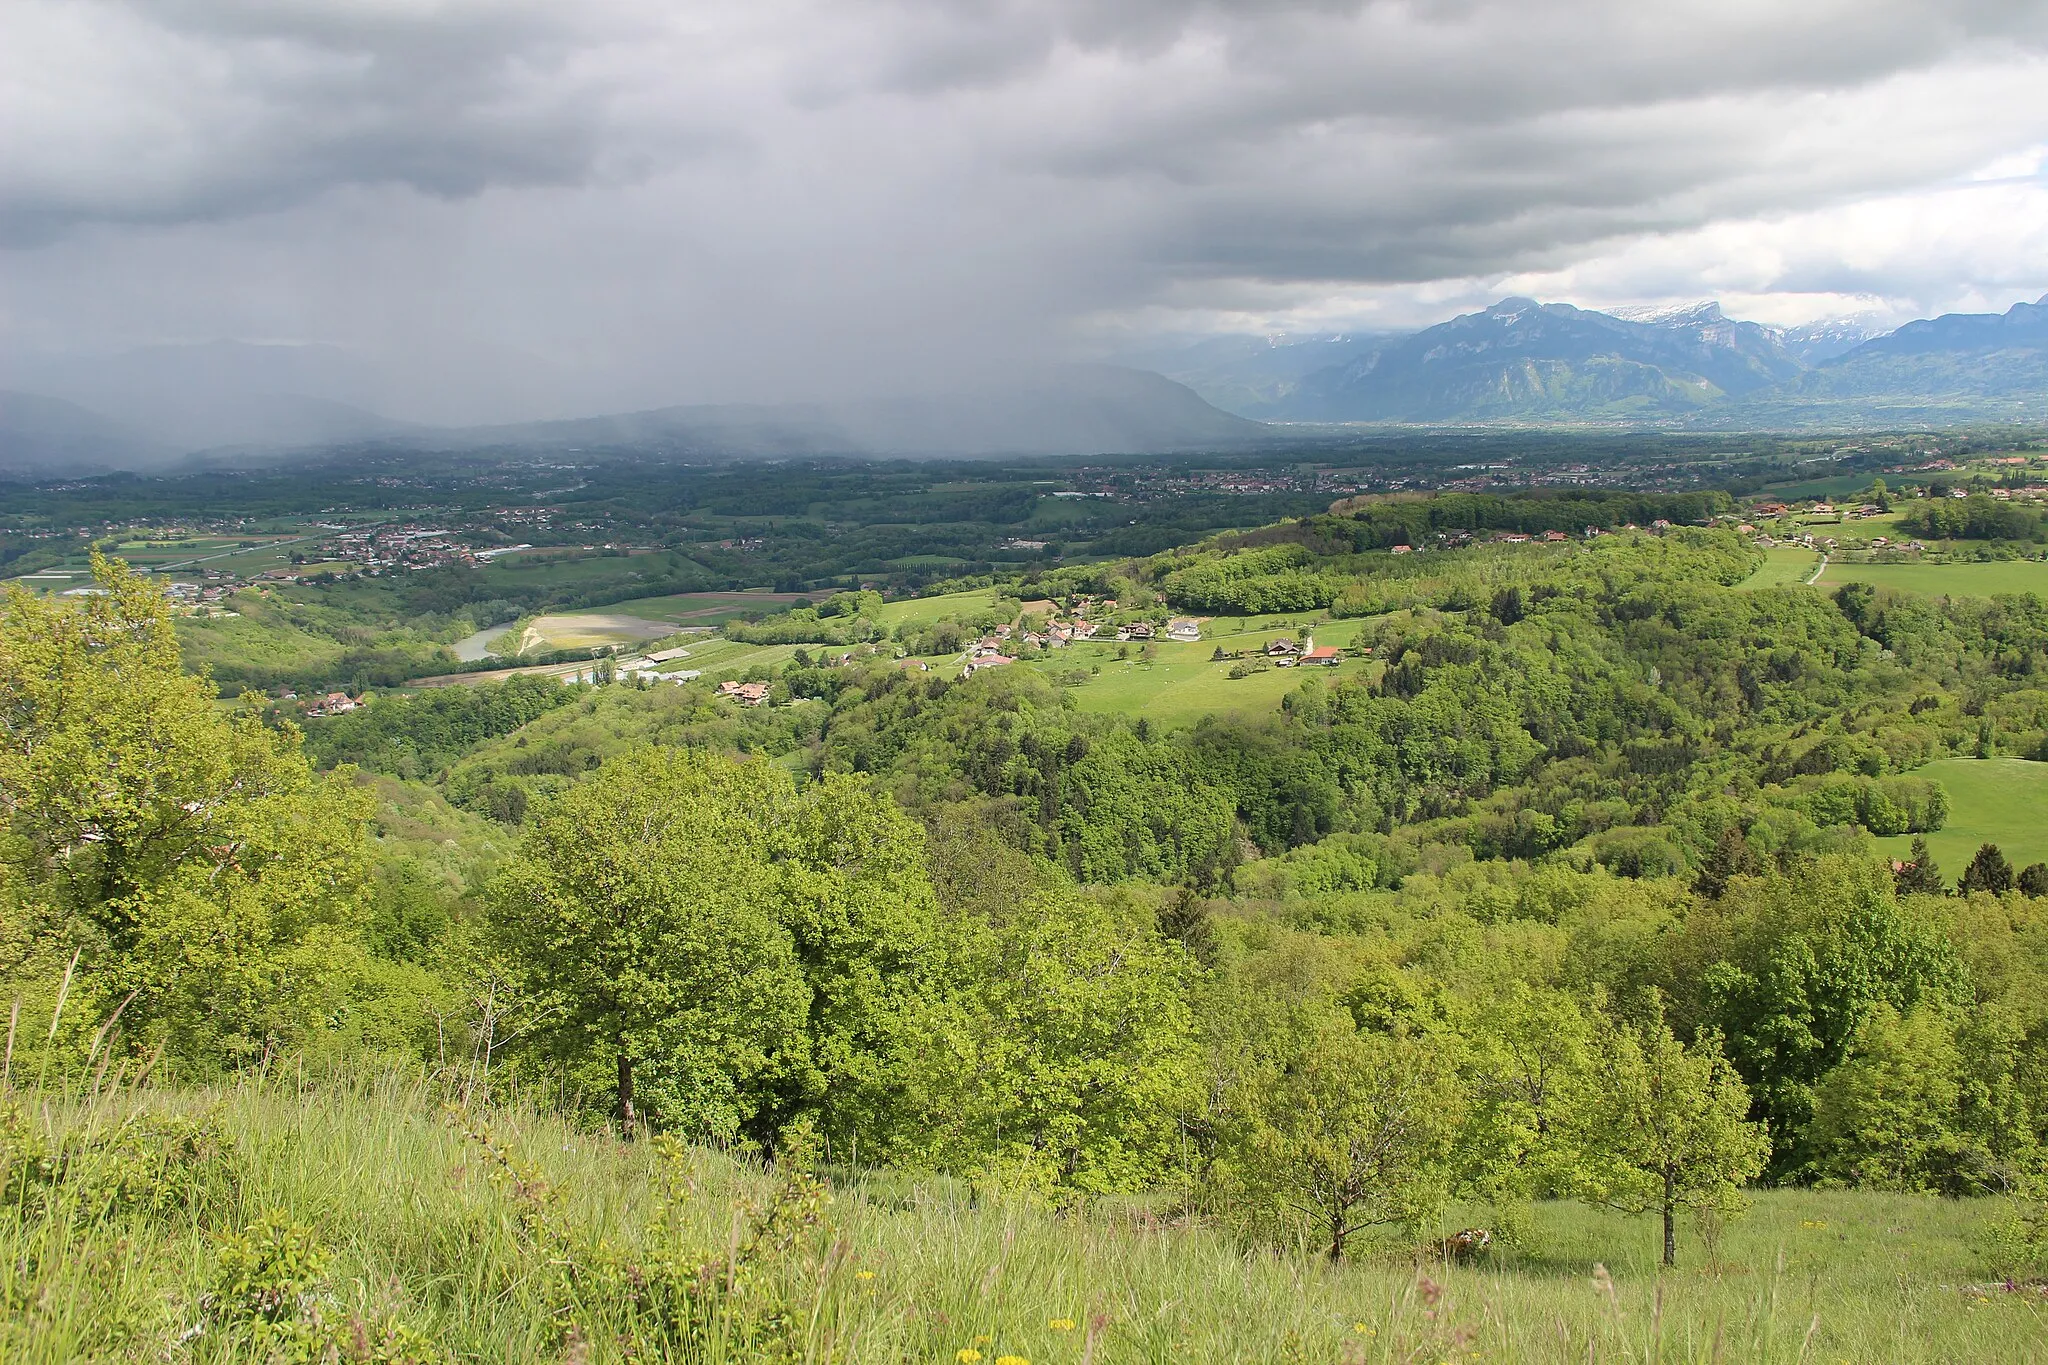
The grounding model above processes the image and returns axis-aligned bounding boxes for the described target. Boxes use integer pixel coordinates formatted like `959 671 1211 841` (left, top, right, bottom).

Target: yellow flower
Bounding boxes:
855 1270 876 1281
973 1336 992 1346
995 1357 1031 1365
1353 1322 1375 1335
1048 1318 1076 1331
956 1352 982 1364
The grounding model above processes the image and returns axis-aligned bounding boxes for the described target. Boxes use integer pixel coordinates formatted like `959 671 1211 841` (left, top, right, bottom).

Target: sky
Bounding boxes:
4 0 2048 421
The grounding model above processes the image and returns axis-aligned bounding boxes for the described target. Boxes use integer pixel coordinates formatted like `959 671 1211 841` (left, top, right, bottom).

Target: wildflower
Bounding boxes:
974 1336 992 1346
1049 1318 1075 1331
1353 1322 1375 1335
995 1357 1030 1365
855 1270 876 1281
956 1352 982 1364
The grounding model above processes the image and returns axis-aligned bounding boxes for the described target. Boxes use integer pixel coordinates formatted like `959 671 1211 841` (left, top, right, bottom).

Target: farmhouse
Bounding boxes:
1166 617 1201 642
961 654 1015 678
307 692 359 716
716 680 771 706
1301 646 1342 667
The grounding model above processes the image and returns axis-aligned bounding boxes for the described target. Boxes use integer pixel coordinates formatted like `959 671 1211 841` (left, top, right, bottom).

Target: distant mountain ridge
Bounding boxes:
1712 295 2048 427
1255 298 1804 422
1151 295 2048 427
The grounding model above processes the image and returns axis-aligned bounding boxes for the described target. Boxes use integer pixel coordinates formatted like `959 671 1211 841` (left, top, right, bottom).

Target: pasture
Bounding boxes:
1875 756 2048 875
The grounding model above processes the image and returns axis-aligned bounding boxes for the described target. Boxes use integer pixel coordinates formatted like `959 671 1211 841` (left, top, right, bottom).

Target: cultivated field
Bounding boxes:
520 612 682 652
1734 548 1824 591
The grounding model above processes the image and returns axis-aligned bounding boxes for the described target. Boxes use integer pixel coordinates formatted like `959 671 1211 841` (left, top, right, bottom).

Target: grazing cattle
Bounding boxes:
1438 1228 1493 1261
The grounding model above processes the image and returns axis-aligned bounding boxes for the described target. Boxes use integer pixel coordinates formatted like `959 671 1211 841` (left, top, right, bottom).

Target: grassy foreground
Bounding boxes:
4 1076 2042 1363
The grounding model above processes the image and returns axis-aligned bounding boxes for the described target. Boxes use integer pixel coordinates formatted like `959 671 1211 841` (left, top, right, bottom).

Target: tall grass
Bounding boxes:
0 1066 2040 1362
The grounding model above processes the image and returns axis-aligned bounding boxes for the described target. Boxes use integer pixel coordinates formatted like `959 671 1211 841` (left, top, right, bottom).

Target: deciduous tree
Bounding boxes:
1209 1011 1464 1262
1577 995 1769 1267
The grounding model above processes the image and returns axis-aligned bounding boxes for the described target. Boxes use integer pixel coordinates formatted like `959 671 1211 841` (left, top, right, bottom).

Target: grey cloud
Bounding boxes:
0 0 676 244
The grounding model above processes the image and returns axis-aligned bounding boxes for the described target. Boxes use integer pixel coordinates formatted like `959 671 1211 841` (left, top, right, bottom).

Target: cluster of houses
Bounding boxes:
304 524 497 575
163 580 238 610
959 607 1209 677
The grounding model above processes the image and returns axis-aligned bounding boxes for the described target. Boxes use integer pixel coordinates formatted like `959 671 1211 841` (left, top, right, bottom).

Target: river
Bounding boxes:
452 623 515 662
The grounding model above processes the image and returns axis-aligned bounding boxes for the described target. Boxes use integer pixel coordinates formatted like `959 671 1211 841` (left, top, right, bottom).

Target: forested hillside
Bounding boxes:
9 514 2048 1360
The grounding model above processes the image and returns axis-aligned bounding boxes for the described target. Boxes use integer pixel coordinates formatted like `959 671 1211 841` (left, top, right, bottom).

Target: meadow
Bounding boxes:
1874 756 2048 874
8 1075 2039 1365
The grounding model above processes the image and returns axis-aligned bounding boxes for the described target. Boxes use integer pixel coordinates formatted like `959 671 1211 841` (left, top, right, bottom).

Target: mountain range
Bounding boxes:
1152 296 2048 426
4 295 2047 472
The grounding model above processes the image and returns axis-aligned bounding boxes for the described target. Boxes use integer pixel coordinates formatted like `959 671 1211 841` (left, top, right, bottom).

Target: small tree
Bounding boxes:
1960 843 2015 896
491 751 806 1139
1577 995 1769 1267
2019 863 2048 898
1211 1015 1463 1262
1894 836 1944 896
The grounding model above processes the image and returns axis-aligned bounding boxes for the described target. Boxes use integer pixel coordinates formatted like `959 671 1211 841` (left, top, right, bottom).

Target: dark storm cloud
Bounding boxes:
0 0 686 244
4 0 2048 409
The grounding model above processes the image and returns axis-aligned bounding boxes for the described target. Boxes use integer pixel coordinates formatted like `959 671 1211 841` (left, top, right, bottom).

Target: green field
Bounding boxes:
1818 558 2048 598
1735 547 1823 590
1875 756 2048 875
872 587 1001 628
